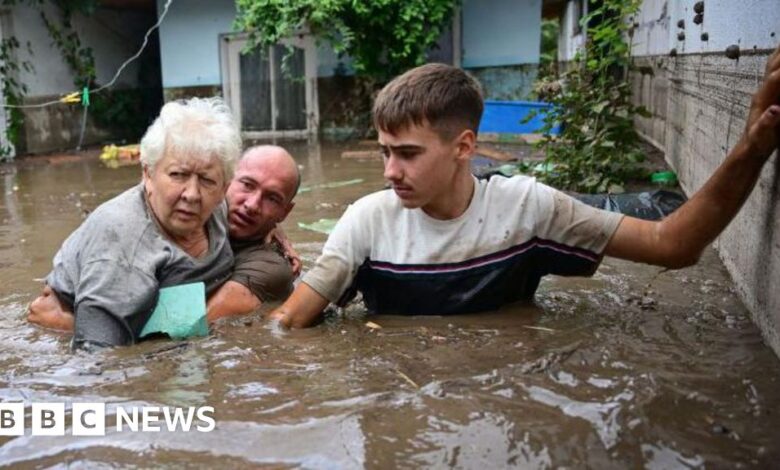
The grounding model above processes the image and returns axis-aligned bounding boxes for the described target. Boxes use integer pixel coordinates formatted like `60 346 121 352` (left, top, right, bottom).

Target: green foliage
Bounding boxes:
532 0 651 193
539 18 559 77
40 5 97 88
234 0 458 81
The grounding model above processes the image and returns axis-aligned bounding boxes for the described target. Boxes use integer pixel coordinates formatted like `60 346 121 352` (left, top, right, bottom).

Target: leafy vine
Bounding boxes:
531 0 651 193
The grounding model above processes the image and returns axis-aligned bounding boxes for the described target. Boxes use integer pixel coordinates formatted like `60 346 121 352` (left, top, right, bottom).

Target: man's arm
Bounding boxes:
605 46 780 267
269 282 330 328
206 280 261 323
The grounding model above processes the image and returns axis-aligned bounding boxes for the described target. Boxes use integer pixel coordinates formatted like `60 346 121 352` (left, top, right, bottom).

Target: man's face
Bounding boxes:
379 123 470 219
226 155 296 240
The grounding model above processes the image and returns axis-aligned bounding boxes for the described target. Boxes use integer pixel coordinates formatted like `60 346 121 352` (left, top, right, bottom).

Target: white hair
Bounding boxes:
140 97 242 181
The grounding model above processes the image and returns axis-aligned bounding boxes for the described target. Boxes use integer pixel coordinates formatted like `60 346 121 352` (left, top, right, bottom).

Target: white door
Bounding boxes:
220 34 318 139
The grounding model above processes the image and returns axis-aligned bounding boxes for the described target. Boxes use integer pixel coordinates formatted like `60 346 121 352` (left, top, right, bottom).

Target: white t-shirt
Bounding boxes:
303 175 623 315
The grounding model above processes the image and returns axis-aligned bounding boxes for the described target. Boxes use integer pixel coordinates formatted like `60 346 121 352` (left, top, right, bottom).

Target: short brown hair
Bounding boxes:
373 63 484 140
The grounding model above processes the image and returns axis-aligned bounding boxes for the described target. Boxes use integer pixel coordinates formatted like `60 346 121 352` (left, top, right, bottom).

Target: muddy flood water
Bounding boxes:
0 141 779 468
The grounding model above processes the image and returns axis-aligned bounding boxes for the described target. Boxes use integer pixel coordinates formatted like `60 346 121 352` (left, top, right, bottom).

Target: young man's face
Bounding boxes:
379 122 472 219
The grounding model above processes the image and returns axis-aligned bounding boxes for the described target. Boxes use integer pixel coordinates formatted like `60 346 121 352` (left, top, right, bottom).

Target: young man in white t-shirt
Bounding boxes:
271 47 780 328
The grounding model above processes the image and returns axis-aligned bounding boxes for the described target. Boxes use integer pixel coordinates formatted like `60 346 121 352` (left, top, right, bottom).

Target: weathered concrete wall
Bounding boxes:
162 85 222 103
557 0 585 62
462 0 541 67
625 0 780 357
631 50 780 357
468 64 539 100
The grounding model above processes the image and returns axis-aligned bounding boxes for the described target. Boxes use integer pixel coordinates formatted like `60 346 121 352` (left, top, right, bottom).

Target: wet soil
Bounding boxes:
0 142 778 468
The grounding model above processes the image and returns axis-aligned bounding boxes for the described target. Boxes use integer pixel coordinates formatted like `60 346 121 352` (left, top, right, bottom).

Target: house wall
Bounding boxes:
557 0 585 62
462 0 542 100
4 3 155 154
156 0 234 95
625 0 780 357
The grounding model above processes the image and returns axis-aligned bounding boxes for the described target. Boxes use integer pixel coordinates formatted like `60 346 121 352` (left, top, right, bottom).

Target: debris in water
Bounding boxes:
341 150 380 160
712 424 731 435
100 144 140 168
431 335 447 344
519 347 577 374
725 45 740 60
365 321 382 330
522 325 556 333
298 218 339 235
298 178 364 194
396 369 420 389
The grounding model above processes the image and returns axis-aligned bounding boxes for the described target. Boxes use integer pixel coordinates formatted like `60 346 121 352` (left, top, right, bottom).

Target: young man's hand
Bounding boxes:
743 46 780 159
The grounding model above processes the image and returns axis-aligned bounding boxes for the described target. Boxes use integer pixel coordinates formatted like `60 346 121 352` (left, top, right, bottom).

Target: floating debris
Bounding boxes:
100 144 140 168
298 178 364 194
365 321 382 330
522 325 556 333
298 218 339 235
341 150 380 160
396 369 420 389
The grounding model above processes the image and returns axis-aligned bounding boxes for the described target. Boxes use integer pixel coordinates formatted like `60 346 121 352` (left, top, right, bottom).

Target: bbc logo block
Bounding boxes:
0 403 24 436
0 402 214 436
1 402 105 436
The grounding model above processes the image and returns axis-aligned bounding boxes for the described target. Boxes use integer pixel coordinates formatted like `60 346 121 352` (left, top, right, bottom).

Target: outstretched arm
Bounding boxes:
605 45 780 268
268 282 329 328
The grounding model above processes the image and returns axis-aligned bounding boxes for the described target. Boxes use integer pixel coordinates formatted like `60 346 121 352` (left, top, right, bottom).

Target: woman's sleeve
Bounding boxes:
72 259 159 349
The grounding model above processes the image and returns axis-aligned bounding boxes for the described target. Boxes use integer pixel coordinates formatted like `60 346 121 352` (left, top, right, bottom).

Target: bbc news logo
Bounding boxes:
0 403 216 436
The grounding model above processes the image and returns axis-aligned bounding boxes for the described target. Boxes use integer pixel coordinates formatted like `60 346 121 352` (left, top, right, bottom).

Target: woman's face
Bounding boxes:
143 151 227 240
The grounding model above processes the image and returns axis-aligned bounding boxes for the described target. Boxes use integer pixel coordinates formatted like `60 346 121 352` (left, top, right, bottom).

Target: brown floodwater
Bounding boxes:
0 141 778 468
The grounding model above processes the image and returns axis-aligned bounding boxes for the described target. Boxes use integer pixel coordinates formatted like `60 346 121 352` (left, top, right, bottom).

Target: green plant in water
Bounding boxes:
234 0 458 82
532 0 651 193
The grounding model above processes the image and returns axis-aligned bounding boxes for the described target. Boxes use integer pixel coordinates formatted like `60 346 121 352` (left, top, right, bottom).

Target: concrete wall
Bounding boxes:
462 0 542 100
557 0 585 61
3 3 155 154
156 0 234 89
627 0 780 357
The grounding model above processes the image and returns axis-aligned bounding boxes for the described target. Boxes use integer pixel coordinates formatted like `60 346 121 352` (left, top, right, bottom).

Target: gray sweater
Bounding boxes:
47 184 233 348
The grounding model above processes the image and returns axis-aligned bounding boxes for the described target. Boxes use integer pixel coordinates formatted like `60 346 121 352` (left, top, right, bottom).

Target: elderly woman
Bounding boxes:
28 97 241 349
